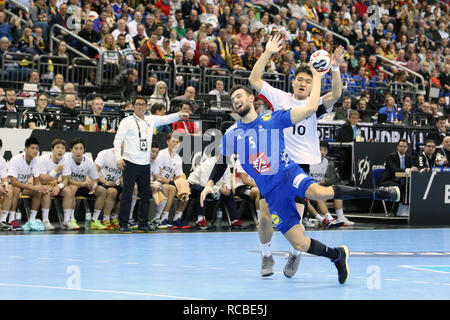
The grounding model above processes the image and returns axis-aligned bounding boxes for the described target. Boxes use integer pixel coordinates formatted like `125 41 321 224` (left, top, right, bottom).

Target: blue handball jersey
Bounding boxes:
221 109 300 196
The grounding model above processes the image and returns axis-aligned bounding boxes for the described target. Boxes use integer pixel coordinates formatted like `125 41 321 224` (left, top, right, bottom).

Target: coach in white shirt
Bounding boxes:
113 95 189 232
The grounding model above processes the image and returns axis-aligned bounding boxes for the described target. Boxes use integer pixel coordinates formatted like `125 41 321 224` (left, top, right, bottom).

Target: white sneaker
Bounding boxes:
302 217 316 228
43 221 55 230
338 217 355 226
63 221 77 230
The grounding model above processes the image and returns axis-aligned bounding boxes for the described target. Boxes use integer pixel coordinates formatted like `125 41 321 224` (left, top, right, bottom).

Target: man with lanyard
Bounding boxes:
114 95 189 232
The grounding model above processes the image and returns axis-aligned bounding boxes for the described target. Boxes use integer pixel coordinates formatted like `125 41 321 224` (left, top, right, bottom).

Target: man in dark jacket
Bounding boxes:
415 139 445 171
77 20 101 59
112 68 139 100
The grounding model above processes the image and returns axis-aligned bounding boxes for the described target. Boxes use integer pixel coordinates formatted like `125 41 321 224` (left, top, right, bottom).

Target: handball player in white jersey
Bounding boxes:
0 139 14 231
37 139 72 230
249 36 347 225
64 138 104 230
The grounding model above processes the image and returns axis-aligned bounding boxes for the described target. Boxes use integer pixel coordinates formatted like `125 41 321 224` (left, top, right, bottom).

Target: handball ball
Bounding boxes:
310 49 332 72
435 153 447 166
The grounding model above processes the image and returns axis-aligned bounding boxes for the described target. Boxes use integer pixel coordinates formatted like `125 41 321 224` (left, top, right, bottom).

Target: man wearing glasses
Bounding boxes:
416 139 445 172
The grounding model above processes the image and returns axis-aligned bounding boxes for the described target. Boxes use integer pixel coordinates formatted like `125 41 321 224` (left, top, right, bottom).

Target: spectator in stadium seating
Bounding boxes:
194 38 210 65
417 60 431 94
215 28 231 59
378 93 399 124
334 96 353 121
93 9 109 33
31 0 50 41
237 23 252 51
414 101 434 126
416 139 444 172
426 116 449 146
208 41 227 70
111 18 134 46
406 53 421 73
52 41 73 76
241 44 257 71
139 31 165 61
49 3 72 42
439 63 450 96
397 99 414 126
112 68 140 100
172 102 200 134
132 23 147 51
208 79 229 108
49 73 65 96
0 12 12 43
352 66 369 94
151 103 172 133
356 97 373 123
365 55 381 80
225 43 246 71
17 27 42 55
77 20 101 59
440 136 450 166
188 155 246 230
185 9 200 32
173 86 198 107
180 28 196 53
127 11 144 38
0 88 18 112
23 92 54 130
82 97 117 133
149 81 170 112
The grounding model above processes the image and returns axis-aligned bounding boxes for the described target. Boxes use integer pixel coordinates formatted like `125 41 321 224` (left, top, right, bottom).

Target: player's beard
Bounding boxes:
236 103 251 117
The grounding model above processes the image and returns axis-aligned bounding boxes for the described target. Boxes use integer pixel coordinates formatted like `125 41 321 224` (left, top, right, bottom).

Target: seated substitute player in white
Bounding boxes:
95 145 124 230
64 138 105 230
153 132 190 229
0 138 14 231
37 139 73 230
8 137 49 231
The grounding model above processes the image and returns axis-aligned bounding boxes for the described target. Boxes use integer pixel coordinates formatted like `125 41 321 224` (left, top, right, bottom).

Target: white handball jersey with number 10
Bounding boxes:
259 81 332 165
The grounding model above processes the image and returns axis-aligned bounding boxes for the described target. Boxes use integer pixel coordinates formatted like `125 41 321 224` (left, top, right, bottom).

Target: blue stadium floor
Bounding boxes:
1 227 450 300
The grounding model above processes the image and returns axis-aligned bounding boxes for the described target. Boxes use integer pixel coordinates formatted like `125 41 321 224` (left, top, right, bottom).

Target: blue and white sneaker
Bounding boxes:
157 219 172 229
169 219 190 229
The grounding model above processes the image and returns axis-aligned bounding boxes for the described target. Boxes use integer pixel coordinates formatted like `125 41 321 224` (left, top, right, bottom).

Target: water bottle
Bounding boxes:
16 211 21 223
101 117 107 132
356 128 362 142
84 116 89 131
85 211 92 229
89 117 94 132
216 207 223 227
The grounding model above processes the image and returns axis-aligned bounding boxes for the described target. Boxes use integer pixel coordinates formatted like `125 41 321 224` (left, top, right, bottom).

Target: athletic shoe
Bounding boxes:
9 220 22 231
150 218 160 228
374 186 400 202
91 219 108 230
302 217 316 228
169 219 191 229
118 225 132 233
102 220 114 230
63 221 77 230
128 219 138 230
261 255 275 277
137 223 155 233
332 246 350 284
70 219 80 230
111 218 119 229
231 219 248 229
0 221 12 231
157 219 172 229
338 217 355 226
196 218 208 230
283 252 302 278
322 219 344 229
43 221 55 231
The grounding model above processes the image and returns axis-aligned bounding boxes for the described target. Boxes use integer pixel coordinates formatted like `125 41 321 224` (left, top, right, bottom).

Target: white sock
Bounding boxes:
111 213 118 219
70 209 75 221
231 219 238 224
256 210 261 221
30 210 38 221
8 211 15 223
103 213 110 222
260 242 272 257
336 208 345 221
196 215 205 223
41 208 50 222
154 199 167 220
93 209 101 221
173 211 183 221
290 247 301 257
324 213 333 221
161 211 169 221
316 214 324 223
63 209 71 223
1 210 8 222
130 194 137 219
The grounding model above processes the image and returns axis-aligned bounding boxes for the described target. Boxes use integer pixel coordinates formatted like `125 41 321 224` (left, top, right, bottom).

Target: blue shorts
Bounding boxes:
264 166 316 234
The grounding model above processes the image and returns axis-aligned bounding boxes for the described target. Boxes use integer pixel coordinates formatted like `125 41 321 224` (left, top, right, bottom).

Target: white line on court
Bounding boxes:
0 283 205 300
384 279 400 281
399 265 450 274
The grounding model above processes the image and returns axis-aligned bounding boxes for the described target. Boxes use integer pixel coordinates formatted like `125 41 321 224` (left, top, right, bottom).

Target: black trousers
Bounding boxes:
119 160 151 228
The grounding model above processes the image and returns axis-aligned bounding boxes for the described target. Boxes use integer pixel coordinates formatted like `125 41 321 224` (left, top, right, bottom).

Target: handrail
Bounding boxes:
4 8 30 27
7 0 30 13
303 18 350 49
375 54 426 95
49 24 102 85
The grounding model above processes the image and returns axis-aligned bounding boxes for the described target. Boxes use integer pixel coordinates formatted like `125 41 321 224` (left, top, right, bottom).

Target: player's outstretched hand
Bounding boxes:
200 186 213 207
264 34 284 55
331 45 346 67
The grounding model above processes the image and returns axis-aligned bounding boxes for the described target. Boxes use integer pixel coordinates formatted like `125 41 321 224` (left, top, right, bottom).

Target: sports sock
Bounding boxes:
93 209 101 221
256 209 261 222
290 247 301 257
336 208 345 221
111 213 118 219
316 214 324 223
8 211 15 223
129 195 137 219
160 211 169 222
1 210 8 222
260 242 272 257
324 213 333 221
41 208 50 222
103 213 110 222
29 210 38 221
333 185 373 200
154 199 166 220
70 210 75 221
173 211 183 221
63 209 71 223
307 238 340 261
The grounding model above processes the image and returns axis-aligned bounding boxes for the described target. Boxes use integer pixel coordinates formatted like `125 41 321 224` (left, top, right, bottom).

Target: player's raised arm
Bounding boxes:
322 45 346 108
290 63 328 124
249 34 284 92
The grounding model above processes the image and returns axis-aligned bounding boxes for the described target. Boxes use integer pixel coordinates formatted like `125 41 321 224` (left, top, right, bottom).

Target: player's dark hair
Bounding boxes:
25 137 39 148
133 95 147 105
229 85 253 97
320 140 329 149
51 139 68 149
152 141 160 149
398 139 408 145
294 65 312 78
70 137 85 149
425 139 436 146
167 131 183 142
150 103 165 115
438 116 447 122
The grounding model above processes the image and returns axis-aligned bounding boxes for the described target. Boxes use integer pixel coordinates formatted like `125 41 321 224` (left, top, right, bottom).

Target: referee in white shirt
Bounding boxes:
114 95 189 232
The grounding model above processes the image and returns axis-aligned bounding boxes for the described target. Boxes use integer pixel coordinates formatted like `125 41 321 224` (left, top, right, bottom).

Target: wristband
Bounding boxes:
49 170 57 178
58 183 65 190
331 65 339 72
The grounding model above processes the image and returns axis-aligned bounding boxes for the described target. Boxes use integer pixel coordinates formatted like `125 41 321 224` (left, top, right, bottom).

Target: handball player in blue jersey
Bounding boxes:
200 59 400 285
